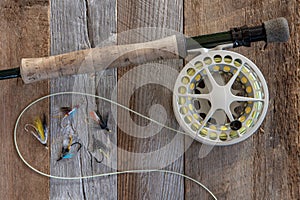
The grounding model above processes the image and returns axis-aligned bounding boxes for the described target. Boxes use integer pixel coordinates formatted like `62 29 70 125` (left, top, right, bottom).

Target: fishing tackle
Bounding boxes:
60 105 79 118
91 134 110 163
89 110 111 132
92 149 110 163
57 134 82 161
173 49 269 145
24 114 48 146
60 105 79 128
87 149 108 164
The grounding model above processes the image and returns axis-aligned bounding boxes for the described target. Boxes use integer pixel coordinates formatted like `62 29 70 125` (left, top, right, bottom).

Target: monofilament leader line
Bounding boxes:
14 91 217 200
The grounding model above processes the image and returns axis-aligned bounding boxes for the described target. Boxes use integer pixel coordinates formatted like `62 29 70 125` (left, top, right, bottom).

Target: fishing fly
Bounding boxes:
24 114 48 146
90 134 110 163
87 149 108 164
89 110 111 132
91 149 107 163
61 105 79 118
57 134 82 161
60 105 79 128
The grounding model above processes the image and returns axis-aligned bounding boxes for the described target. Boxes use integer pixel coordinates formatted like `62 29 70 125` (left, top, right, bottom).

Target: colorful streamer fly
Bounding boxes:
60 105 79 118
60 105 79 128
90 110 111 132
57 134 82 161
24 114 48 146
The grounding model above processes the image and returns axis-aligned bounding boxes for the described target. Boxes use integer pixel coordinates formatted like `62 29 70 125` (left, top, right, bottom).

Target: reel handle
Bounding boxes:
20 35 187 84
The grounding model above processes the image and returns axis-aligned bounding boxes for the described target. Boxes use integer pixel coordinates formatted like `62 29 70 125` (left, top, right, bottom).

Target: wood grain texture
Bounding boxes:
184 0 299 199
3 0 296 199
49 0 117 199
0 0 49 199
117 0 185 199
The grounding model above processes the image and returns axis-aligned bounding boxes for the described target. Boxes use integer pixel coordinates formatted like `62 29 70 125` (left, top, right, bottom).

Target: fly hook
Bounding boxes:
24 114 48 147
57 134 82 161
90 110 111 132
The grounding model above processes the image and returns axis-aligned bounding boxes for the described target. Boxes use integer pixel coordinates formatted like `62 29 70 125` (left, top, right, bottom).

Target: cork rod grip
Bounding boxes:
20 35 186 84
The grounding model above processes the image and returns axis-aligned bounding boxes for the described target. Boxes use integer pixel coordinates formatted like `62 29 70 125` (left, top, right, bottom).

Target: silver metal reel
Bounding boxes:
173 48 269 146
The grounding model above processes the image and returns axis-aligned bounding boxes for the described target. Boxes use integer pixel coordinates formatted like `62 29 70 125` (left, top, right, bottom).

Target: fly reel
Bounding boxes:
173 49 269 145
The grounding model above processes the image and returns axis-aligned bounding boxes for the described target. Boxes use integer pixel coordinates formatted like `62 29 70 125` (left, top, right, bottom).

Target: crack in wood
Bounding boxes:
84 0 95 48
80 155 87 200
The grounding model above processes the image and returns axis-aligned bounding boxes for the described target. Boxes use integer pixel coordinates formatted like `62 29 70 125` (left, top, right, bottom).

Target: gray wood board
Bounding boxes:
50 0 117 199
117 0 185 199
184 0 299 199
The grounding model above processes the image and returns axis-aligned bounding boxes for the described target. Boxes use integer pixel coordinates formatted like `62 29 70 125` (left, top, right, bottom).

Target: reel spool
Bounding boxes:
173 49 268 145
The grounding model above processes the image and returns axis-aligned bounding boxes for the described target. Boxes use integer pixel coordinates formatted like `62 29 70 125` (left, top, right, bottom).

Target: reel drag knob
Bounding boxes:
173 50 269 145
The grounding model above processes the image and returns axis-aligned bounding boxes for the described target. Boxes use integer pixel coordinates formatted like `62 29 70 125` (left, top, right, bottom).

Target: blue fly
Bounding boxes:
57 134 82 161
60 105 79 128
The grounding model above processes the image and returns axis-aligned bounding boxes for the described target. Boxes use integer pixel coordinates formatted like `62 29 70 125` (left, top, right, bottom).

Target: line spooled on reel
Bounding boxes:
173 48 268 145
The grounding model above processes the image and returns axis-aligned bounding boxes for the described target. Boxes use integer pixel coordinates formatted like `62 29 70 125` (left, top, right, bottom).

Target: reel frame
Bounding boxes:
173 48 269 146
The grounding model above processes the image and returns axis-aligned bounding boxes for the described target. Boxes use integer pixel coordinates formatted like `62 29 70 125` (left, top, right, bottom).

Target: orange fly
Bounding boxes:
60 105 79 128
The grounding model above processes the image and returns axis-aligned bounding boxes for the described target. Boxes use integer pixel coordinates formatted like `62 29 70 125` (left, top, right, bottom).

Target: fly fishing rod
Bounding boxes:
7 17 290 146
0 17 289 84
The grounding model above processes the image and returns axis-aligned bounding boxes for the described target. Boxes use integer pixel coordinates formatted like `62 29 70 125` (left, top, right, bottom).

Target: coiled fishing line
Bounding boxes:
173 50 269 145
14 91 217 200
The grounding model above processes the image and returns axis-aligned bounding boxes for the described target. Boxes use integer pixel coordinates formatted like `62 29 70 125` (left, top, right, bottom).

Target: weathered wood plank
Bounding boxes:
0 0 49 199
50 0 117 199
184 0 299 199
117 0 185 199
